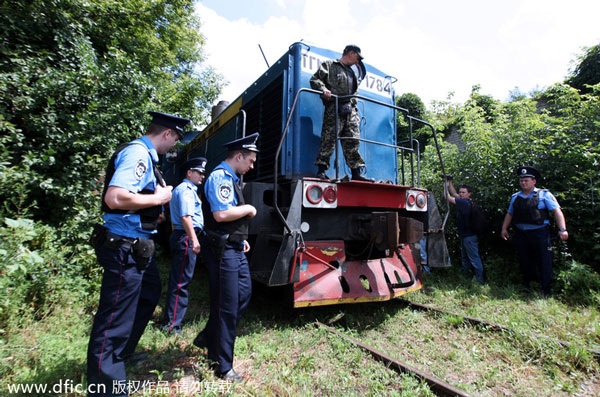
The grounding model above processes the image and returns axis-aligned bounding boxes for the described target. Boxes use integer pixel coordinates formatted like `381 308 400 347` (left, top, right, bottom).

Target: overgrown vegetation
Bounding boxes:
418 82 600 271
0 0 222 325
0 1 599 393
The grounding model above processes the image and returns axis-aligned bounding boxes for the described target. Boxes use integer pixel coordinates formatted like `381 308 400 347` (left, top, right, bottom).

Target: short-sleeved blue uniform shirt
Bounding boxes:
204 161 239 212
507 188 560 230
103 136 159 239
170 179 204 230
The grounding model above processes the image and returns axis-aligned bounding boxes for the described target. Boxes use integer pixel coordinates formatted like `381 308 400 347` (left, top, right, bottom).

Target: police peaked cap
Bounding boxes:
224 132 260 153
148 111 191 138
182 157 207 174
516 166 541 180
344 44 363 60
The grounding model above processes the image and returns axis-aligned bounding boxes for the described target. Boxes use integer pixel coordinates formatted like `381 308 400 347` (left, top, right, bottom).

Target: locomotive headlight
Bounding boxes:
416 192 426 208
323 186 337 204
306 184 323 204
303 180 337 208
406 189 427 212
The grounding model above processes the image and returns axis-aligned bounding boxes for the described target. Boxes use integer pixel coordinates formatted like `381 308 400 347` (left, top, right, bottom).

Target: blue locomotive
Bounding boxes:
163 42 446 307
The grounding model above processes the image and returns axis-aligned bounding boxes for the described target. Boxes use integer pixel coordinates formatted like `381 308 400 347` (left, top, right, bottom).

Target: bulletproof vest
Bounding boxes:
511 191 549 225
100 142 163 231
202 178 249 243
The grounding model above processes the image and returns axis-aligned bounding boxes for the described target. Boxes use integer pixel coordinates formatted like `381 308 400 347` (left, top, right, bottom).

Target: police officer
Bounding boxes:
501 166 568 295
310 44 373 182
192 133 259 382
87 111 190 396
162 157 207 334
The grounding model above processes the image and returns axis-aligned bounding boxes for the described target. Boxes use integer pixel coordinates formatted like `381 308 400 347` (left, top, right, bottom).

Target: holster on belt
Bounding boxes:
132 237 155 271
204 230 229 262
90 223 108 249
338 101 352 115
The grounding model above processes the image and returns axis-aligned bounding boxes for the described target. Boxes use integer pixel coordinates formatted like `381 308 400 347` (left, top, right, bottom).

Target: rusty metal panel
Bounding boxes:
370 212 399 252
398 217 424 244
293 242 422 307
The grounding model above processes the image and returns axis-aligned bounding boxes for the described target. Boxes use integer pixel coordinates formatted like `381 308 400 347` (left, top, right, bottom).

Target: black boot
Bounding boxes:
351 168 374 182
316 165 328 180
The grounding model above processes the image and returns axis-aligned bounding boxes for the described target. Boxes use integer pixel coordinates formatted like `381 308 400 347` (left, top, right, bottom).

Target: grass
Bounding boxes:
1 252 599 396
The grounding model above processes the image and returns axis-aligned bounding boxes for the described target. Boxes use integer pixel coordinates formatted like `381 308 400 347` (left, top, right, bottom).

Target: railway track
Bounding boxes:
316 297 598 396
316 321 471 397
397 298 600 361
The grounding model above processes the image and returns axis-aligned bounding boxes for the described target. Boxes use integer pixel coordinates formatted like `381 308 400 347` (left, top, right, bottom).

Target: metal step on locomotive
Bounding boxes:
162 42 449 308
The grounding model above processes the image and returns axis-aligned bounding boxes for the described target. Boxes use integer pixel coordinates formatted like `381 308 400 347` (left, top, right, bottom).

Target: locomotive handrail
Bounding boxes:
335 93 450 230
274 88 449 234
274 88 416 234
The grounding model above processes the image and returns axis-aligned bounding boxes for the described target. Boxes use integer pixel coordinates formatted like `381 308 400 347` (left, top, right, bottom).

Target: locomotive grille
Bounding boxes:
243 76 283 182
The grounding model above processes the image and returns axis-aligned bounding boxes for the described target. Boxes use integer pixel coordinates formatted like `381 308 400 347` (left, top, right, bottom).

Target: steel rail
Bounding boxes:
316 322 471 397
399 299 600 361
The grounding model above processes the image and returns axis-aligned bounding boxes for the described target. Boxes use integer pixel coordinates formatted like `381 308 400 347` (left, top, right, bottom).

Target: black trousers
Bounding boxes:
514 226 552 294
87 238 161 396
196 235 251 374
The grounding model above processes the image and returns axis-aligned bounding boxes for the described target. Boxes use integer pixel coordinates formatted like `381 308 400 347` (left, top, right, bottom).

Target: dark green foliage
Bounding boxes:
0 0 222 227
556 260 600 306
0 218 97 325
421 83 600 271
395 92 429 154
0 0 221 325
567 43 600 95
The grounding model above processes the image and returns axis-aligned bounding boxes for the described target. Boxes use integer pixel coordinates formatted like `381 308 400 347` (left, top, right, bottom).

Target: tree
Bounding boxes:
395 92 429 155
567 43 600 95
421 82 600 269
0 0 222 227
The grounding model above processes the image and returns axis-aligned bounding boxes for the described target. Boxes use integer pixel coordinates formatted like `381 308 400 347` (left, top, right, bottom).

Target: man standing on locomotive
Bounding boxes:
500 166 568 296
88 111 189 395
191 133 259 382
310 44 373 182
162 157 207 335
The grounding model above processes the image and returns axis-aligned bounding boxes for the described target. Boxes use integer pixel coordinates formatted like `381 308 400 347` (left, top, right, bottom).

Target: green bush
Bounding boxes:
420 83 600 270
556 260 600 306
0 217 96 325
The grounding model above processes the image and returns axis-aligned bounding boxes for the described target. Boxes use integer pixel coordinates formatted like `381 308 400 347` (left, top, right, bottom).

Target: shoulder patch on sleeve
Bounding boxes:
134 160 148 180
218 183 232 201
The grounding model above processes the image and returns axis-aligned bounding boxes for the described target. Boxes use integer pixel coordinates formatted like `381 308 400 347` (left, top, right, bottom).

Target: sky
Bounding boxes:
195 0 600 108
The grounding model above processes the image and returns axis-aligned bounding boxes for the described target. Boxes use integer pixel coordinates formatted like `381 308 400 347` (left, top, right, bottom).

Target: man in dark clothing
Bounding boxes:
446 177 484 283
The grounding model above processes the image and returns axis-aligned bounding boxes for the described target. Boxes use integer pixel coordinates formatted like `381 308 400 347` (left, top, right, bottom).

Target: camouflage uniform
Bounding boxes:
310 59 365 170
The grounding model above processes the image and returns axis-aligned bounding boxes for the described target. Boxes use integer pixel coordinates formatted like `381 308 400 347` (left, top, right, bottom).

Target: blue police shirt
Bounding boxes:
204 161 239 212
103 136 159 239
170 179 204 230
507 188 560 230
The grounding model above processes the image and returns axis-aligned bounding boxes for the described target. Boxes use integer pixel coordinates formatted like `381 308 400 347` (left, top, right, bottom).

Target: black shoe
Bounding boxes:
123 351 148 364
351 168 374 182
217 368 244 383
160 324 181 335
352 174 374 182
192 332 207 348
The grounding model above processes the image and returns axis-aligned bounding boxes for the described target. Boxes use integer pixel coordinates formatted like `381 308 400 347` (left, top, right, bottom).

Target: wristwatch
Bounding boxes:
559 228 567 232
